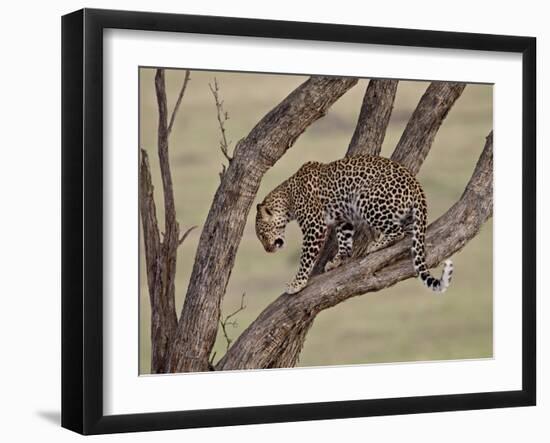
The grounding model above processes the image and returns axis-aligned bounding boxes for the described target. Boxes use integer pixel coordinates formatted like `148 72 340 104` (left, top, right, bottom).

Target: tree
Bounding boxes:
140 68 492 374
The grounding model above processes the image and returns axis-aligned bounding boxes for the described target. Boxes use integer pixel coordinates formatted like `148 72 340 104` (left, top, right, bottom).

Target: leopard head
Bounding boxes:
255 200 288 253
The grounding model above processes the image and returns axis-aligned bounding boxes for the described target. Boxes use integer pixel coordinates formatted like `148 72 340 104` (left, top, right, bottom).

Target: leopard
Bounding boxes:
255 154 453 295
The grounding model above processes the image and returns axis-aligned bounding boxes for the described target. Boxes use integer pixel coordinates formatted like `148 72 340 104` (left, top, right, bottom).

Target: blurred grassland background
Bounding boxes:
139 68 493 374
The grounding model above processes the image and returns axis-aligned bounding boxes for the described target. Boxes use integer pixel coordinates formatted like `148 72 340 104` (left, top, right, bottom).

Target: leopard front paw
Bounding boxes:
324 256 343 272
285 279 307 294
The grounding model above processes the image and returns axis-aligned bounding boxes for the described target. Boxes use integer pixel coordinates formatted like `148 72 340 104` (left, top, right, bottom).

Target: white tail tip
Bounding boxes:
437 259 454 293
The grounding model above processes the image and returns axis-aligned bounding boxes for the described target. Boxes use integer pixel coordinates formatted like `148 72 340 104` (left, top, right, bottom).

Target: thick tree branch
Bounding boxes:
391 82 466 175
217 131 493 370
348 79 399 156
166 76 359 373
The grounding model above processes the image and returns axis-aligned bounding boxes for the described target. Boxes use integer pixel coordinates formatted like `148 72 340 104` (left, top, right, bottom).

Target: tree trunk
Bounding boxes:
166 76 359 373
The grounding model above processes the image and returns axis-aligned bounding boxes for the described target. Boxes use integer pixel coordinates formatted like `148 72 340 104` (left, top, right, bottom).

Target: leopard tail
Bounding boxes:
411 206 453 293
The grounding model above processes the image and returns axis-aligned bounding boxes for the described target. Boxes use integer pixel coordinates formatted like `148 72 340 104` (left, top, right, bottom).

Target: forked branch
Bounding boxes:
140 69 194 373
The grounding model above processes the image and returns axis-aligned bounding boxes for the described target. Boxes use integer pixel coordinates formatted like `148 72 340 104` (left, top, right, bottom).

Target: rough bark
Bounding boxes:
391 81 466 175
166 76 359 373
139 150 177 374
348 79 399 156
139 69 191 373
217 131 493 371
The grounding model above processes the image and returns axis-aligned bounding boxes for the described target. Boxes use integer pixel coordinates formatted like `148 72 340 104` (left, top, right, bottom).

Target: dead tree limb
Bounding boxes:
348 79 399 156
167 70 191 135
209 78 233 169
166 76 359 373
140 150 175 374
391 81 466 175
139 69 193 373
219 293 247 352
216 131 493 370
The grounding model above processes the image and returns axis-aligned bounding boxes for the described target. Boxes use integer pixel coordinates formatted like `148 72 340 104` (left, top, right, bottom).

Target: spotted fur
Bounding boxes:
255 155 453 294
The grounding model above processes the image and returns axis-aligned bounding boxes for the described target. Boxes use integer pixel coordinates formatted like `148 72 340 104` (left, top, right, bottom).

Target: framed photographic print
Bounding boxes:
61 8 536 435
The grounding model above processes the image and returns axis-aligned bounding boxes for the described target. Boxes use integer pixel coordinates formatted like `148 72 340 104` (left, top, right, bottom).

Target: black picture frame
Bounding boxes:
62 8 536 435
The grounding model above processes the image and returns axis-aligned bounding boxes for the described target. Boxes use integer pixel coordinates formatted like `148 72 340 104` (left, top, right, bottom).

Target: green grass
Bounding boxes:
139 69 493 373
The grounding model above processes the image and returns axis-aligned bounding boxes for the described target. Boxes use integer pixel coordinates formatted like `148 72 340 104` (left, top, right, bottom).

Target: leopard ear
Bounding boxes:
258 204 273 218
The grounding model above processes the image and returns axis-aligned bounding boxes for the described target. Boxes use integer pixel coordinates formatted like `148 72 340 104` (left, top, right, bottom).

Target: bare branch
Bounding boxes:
167 70 191 136
217 131 493 370
154 69 179 238
179 225 197 246
391 81 466 175
139 69 191 373
219 293 247 352
209 78 233 164
139 149 161 283
166 76 359 373
348 79 399 156
139 147 178 373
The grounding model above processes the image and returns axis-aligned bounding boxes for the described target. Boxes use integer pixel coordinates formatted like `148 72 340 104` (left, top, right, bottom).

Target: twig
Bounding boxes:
219 293 247 352
209 78 233 164
167 70 191 136
179 225 198 245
